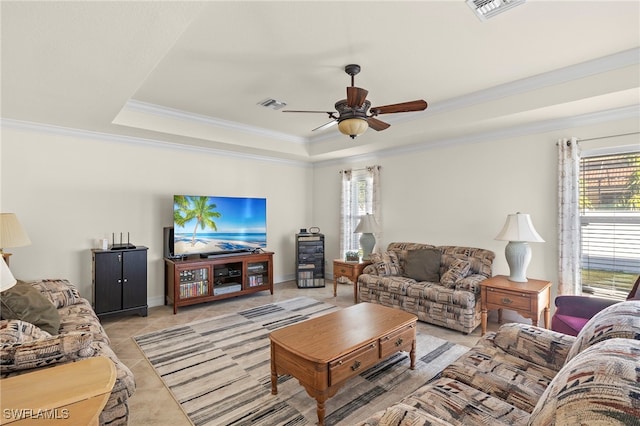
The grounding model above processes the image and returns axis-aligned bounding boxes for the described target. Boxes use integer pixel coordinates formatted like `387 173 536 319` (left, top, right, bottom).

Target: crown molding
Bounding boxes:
123 99 308 145
3 103 637 168
314 104 640 168
0 118 312 168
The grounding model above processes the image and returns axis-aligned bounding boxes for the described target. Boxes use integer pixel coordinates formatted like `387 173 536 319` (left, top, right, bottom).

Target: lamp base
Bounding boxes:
505 241 531 282
360 233 376 260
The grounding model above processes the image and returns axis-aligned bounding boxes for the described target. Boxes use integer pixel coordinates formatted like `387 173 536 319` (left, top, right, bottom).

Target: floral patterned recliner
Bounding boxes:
1 279 135 425
358 300 640 425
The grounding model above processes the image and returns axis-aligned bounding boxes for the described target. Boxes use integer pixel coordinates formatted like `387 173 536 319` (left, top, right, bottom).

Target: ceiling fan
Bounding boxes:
283 64 428 139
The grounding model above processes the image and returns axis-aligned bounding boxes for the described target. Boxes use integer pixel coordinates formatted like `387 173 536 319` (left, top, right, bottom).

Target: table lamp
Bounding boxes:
1 256 17 292
354 213 381 260
0 213 32 265
495 212 544 282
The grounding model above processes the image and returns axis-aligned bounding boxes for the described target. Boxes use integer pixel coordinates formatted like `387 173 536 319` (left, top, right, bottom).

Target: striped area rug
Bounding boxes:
134 297 469 425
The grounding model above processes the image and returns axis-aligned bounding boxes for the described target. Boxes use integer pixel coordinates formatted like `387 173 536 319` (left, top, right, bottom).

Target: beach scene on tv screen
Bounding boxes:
173 195 267 255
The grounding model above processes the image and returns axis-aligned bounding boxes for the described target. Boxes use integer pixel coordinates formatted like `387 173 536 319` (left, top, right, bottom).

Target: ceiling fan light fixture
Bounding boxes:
338 118 368 139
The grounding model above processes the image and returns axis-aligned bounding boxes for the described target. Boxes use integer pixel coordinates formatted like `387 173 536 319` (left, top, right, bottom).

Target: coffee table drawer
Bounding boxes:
329 342 378 385
486 288 531 311
379 323 416 359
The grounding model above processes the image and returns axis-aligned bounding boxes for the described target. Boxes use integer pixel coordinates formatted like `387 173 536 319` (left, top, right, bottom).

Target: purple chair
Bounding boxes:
552 275 640 336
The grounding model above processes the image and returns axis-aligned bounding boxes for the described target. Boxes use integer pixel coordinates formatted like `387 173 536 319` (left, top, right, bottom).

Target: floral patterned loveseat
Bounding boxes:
1 279 135 425
359 300 640 425
358 243 495 334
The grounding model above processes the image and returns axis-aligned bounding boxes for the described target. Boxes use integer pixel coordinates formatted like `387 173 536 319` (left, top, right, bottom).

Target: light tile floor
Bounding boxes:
102 280 500 425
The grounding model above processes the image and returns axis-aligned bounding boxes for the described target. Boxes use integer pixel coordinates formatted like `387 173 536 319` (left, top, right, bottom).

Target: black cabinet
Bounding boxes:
92 247 148 318
296 233 325 288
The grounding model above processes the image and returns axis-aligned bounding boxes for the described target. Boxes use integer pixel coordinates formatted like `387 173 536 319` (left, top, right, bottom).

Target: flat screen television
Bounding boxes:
173 195 267 257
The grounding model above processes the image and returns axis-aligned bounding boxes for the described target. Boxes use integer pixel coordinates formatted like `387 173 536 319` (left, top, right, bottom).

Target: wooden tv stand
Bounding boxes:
164 251 273 314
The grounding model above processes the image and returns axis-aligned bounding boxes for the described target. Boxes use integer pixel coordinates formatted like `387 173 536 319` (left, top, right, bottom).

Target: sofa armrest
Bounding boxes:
454 274 486 294
492 323 576 372
554 295 617 319
1 331 95 373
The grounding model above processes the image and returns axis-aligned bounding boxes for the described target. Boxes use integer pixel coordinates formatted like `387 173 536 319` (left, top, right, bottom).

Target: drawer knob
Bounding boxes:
502 297 513 305
395 337 404 347
350 360 361 371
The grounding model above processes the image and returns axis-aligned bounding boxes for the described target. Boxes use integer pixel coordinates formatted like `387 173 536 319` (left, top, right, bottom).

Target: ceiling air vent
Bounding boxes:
257 98 287 110
467 0 526 21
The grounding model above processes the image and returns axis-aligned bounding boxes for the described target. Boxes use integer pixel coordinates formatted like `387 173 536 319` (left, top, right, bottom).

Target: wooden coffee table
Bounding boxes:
270 303 417 426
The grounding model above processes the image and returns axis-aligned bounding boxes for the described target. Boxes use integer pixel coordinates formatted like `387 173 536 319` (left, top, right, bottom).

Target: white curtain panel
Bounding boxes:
557 137 581 295
339 169 353 259
368 165 382 255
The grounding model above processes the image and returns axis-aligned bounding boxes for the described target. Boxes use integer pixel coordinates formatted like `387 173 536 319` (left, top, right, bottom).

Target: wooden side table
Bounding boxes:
333 259 371 303
480 275 552 336
0 356 116 425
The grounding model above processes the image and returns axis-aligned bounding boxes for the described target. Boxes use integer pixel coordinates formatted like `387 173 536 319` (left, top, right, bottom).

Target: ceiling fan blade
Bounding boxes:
312 120 338 132
370 100 428 115
282 110 335 114
347 87 368 108
366 117 391 131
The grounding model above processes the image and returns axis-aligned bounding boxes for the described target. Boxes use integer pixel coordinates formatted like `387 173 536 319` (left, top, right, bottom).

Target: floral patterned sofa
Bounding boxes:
0 279 135 425
359 300 640 425
358 243 495 334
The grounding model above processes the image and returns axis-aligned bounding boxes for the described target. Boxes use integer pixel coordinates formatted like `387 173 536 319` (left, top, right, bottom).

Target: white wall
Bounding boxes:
1 126 313 305
311 117 640 320
2 116 638 317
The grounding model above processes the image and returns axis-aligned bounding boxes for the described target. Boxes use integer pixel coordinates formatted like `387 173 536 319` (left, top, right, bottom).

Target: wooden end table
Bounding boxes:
333 259 371 303
270 303 417 426
480 275 552 336
0 356 116 425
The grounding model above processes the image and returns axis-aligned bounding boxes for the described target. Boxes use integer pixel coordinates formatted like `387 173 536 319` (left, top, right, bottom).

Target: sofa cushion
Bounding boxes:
442 333 558 413
439 246 495 278
28 279 81 308
0 320 51 344
0 281 61 335
440 259 471 287
565 300 640 363
0 331 94 372
530 338 640 426
386 242 437 274
363 402 452 426
400 377 530 425
369 251 401 276
58 298 110 345
403 248 440 282
492 323 575 372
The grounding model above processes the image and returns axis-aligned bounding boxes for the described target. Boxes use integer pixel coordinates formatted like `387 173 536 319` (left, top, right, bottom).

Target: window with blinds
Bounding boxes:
580 151 640 299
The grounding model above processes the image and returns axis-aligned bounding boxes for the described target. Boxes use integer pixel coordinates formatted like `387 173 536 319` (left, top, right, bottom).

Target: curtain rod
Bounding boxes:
338 165 381 174
578 131 640 142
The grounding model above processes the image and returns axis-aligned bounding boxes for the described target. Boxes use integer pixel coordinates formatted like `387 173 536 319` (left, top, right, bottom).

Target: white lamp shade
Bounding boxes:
1 257 17 292
0 213 32 249
354 213 381 234
338 118 368 138
495 213 544 243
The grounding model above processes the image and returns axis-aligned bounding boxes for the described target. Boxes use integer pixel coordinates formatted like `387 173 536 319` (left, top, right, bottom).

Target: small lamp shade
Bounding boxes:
0 213 32 250
338 118 368 139
354 213 381 260
354 213 381 234
495 213 544 282
495 213 544 243
0 257 17 292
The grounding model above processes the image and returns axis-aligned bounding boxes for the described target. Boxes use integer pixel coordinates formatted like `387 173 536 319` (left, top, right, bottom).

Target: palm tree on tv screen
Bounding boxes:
174 196 222 246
